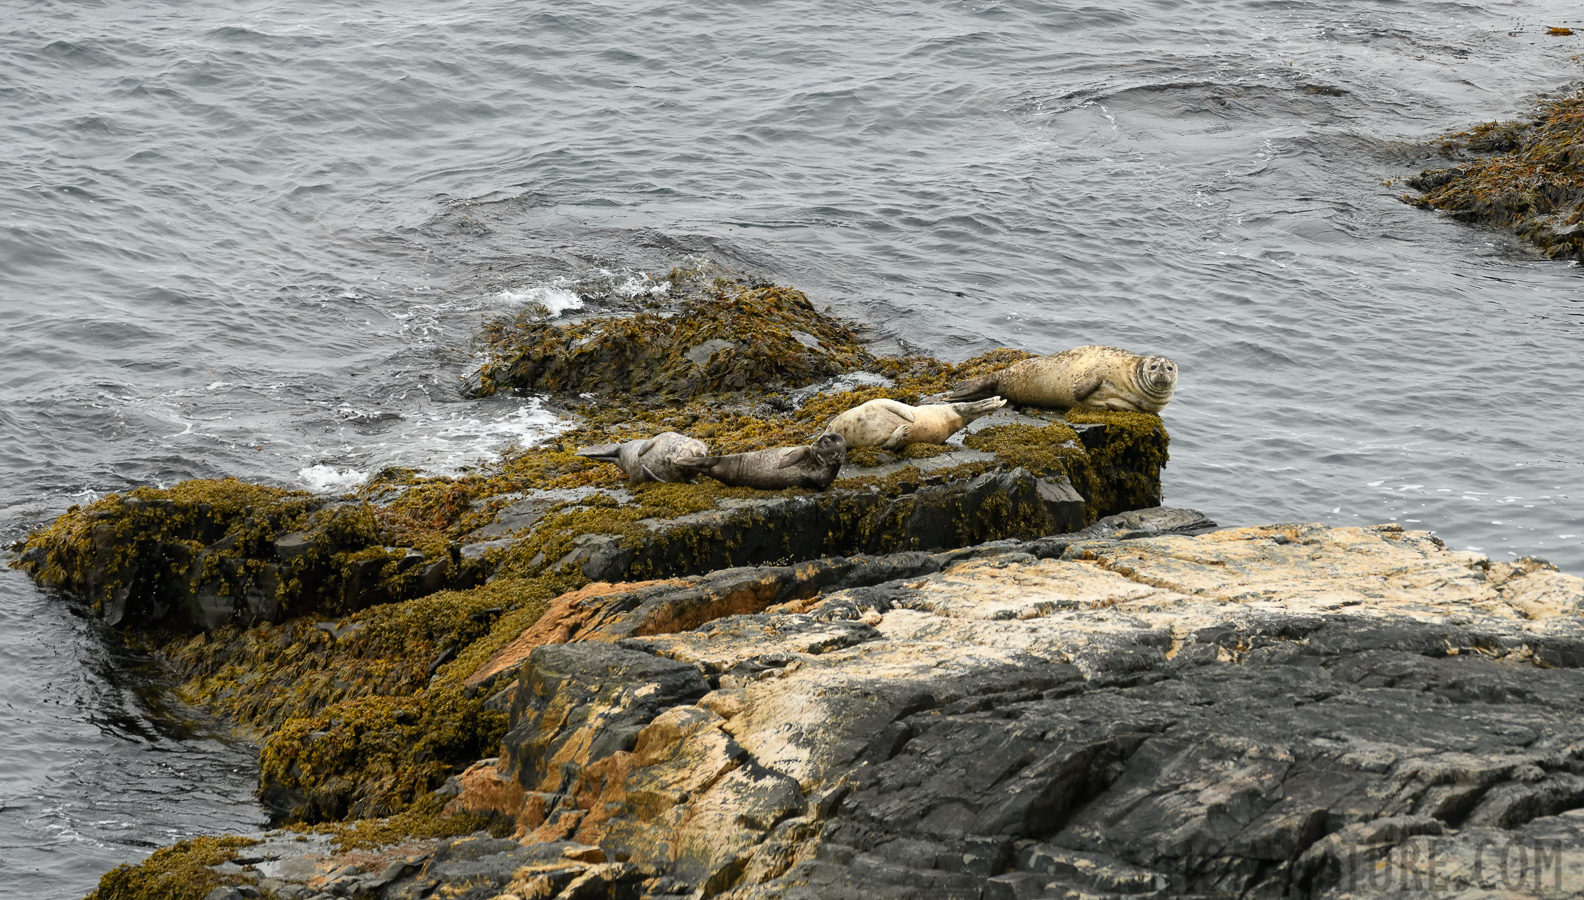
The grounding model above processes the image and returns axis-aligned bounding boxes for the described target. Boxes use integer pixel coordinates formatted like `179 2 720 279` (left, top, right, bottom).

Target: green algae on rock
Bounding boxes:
473 278 875 403
12 479 456 631
1405 85 1584 261
88 835 258 900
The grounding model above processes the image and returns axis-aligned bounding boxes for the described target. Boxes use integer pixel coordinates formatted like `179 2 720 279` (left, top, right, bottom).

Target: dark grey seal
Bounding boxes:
674 432 846 491
576 431 710 483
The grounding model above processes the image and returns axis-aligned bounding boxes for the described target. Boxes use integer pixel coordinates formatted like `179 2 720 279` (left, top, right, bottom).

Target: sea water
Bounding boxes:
2 1 1581 894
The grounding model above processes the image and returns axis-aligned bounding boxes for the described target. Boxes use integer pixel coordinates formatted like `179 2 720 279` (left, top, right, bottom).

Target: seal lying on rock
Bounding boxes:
576 432 710 483
947 345 1177 413
824 397 1006 449
674 432 846 490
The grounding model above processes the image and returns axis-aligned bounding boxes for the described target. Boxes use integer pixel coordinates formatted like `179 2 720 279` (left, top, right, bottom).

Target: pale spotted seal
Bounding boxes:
823 397 1006 449
576 431 710 483
947 345 1177 413
674 432 846 490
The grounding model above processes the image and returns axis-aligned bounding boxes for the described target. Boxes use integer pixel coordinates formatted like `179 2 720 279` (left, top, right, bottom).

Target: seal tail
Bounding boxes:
576 443 622 464
952 396 1007 416
945 373 1000 402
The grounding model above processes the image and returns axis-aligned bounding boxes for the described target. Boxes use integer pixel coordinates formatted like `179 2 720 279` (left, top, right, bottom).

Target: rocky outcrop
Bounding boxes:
451 520 1584 899
11 276 1179 853
13 417 1161 635
1406 84 1584 261
472 280 876 403
10 480 459 630
144 516 1584 900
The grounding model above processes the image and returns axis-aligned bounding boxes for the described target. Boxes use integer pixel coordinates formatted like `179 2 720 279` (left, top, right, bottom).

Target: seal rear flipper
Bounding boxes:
945 373 998 402
576 443 623 464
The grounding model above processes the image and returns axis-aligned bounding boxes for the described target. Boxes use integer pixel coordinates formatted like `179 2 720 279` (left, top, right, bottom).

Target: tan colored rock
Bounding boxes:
479 523 1584 899
466 579 689 687
167 522 1584 900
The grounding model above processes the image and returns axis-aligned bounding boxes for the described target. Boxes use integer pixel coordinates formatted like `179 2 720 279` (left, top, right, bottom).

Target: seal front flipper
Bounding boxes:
868 398 917 421
673 455 719 471
775 446 812 468
1070 371 1104 404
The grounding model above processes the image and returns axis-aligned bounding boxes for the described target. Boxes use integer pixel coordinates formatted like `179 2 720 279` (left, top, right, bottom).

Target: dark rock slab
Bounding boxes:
446 524 1584 900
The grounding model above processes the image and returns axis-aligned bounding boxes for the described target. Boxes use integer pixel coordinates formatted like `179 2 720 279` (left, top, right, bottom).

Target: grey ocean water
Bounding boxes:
2 0 1581 894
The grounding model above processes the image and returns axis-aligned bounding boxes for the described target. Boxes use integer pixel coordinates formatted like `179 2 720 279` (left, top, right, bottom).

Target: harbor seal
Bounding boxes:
824 397 1007 449
946 345 1177 413
576 431 710 483
674 432 846 490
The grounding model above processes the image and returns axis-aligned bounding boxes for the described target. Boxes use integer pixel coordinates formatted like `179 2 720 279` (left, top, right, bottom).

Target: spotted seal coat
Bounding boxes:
824 397 1006 449
576 431 710 483
947 345 1177 413
674 432 846 490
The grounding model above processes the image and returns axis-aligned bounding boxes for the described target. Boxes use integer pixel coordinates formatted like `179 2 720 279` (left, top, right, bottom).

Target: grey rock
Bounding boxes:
469 525 1584 899
684 338 738 366
785 371 894 410
1034 475 1085 534
460 538 516 561
503 643 710 790
1070 505 1217 540
789 330 822 349
273 532 316 561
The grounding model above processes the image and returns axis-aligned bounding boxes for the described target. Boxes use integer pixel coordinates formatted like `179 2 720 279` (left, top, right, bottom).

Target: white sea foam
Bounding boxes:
416 404 568 471
616 273 670 299
496 283 584 316
361 399 572 478
298 464 369 494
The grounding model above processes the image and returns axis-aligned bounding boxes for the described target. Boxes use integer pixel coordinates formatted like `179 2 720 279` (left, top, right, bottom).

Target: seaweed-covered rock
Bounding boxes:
13 275 1182 864
1406 85 1584 261
12 479 457 630
95 518 1584 900
473 279 875 403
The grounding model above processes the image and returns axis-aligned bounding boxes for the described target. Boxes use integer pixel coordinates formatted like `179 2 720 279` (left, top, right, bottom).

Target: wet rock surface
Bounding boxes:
180 519 1584 900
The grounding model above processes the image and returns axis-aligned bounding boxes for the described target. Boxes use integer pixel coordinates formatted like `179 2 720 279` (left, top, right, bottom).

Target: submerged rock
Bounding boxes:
1406 85 1584 261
